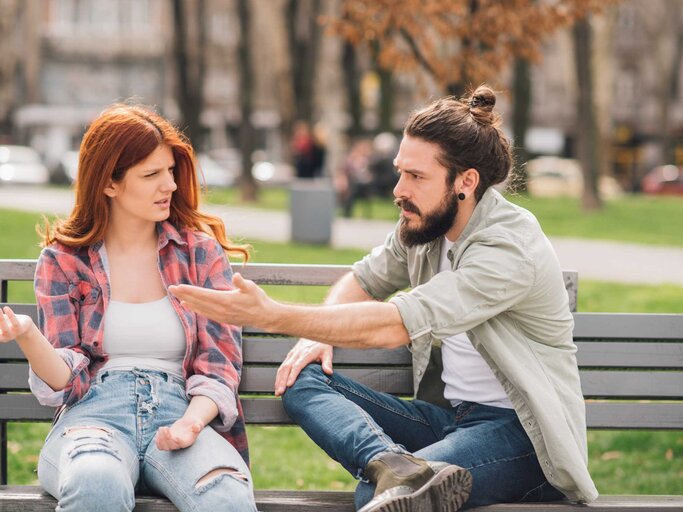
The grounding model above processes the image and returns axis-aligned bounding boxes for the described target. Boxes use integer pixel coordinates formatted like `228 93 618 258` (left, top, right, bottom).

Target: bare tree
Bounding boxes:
573 16 602 210
512 57 531 192
172 0 206 148
0 0 19 139
287 0 323 126
237 0 258 201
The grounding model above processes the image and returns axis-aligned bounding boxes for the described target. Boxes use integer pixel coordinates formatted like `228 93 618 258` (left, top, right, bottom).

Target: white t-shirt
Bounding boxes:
439 237 513 409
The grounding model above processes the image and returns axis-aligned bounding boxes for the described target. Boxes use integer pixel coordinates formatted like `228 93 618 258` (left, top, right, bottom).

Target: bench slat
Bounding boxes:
5 338 683 369
4 362 682 399
243 338 413 365
585 402 683 430
4 340 683 370
0 365 414 395
3 362 683 399
575 342 683 368
573 312 683 340
2 394 682 429
0 486 677 511
580 370 683 398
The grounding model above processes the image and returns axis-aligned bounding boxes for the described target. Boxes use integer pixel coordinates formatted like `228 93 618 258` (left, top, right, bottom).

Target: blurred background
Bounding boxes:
0 0 682 495
0 0 682 206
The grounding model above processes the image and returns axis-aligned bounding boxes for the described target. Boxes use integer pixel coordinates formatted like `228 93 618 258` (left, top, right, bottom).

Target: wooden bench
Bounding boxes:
1 259 682 511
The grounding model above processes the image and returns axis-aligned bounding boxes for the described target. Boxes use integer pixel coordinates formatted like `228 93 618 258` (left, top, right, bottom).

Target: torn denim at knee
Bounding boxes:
62 426 121 461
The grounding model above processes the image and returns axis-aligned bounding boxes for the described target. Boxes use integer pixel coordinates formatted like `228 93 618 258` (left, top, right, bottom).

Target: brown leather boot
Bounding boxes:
358 452 472 512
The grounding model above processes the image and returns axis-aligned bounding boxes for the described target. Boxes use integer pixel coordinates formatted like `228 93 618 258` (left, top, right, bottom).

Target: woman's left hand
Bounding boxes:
155 417 203 450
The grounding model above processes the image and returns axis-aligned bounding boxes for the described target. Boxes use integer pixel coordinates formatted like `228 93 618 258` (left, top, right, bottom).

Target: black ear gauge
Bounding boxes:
457 192 466 200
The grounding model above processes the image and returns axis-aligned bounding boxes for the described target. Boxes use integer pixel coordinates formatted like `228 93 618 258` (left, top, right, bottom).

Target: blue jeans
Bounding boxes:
282 364 565 510
38 369 256 512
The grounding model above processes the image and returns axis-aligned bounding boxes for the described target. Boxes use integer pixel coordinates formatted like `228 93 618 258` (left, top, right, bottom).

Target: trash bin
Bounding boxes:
289 179 335 245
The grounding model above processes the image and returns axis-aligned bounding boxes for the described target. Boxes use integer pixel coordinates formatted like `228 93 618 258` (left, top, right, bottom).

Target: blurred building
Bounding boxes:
527 1 683 190
0 0 681 187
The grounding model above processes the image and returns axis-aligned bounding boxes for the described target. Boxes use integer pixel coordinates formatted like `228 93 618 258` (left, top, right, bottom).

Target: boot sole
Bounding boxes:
367 465 473 512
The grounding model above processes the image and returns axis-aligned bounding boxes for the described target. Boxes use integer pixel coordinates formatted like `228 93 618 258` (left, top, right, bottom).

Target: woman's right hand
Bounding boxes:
0 306 34 343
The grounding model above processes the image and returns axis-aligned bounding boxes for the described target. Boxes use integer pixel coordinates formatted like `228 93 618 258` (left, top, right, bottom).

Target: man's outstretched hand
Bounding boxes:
169 273 275 328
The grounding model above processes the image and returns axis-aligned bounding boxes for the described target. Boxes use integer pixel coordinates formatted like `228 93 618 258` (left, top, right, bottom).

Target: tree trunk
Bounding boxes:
371 41 394 133
573 16 602 211
512 57 531 193
237 0 257 201
662 8 683 164
172 0 205 148
342 42 362 136
287 0 322 124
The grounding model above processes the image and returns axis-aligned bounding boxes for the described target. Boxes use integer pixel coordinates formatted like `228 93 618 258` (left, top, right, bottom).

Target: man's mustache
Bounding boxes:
394 198 420 215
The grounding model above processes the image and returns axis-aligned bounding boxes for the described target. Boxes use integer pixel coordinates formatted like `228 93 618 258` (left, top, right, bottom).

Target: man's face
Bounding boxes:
393 135 458 247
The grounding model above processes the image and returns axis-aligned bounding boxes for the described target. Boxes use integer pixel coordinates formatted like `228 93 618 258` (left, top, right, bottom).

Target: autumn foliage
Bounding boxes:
329 0 614 93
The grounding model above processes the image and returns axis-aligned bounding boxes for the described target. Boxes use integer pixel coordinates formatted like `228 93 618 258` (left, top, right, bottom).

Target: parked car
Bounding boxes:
0 145 50 185
641 165 683 196
196 153 236 188
525 156 622 199
57 150 80 183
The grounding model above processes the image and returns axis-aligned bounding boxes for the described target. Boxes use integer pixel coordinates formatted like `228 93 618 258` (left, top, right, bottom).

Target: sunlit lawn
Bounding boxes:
1 207 681 494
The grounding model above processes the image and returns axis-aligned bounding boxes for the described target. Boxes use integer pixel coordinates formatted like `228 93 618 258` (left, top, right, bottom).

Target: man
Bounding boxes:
171 87 598 512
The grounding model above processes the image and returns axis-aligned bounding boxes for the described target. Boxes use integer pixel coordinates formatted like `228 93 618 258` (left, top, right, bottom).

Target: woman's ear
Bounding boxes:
103 181 117 198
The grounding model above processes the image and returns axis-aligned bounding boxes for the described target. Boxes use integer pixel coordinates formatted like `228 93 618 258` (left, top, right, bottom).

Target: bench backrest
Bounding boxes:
2 260 682 432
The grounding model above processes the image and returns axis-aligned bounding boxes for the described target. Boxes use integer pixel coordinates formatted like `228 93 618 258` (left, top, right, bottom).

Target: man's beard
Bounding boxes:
396 189 458 247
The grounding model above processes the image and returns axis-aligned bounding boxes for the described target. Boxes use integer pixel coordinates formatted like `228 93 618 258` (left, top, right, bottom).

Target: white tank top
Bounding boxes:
439 238 513 409
100 296 186 378
98 244 186 378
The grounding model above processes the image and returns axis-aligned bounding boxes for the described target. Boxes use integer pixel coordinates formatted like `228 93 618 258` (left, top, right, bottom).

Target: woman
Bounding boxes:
0 104 257 512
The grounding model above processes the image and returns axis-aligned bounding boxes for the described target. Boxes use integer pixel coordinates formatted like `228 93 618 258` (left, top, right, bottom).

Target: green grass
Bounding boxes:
205 187 683 247
2 207 682 494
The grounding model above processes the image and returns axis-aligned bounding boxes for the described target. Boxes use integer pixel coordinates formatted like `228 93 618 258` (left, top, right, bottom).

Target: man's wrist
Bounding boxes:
265 300 290 333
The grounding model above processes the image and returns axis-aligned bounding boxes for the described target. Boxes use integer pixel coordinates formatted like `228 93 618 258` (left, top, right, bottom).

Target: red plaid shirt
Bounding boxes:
32 221 249 464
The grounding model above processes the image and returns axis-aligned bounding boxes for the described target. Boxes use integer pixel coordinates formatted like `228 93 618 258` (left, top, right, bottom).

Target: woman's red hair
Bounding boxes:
41 103 248 261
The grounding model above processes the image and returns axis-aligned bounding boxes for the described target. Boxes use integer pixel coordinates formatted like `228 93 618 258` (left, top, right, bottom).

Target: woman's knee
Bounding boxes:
189 467 256 512
59 453 135 511
56 427 135 511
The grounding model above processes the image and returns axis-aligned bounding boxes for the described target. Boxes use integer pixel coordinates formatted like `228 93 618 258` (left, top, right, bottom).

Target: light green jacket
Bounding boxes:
352 187 598 503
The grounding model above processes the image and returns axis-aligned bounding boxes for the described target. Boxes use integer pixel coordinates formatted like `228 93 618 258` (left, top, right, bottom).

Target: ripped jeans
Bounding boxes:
38 369 256 512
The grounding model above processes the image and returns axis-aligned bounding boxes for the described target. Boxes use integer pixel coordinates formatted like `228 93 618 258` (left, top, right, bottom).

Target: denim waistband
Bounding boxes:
95 368 185 387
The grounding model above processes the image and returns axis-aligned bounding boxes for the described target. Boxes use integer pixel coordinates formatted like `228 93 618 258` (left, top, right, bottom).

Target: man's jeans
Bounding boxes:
38 369 256 512
282 364 565 510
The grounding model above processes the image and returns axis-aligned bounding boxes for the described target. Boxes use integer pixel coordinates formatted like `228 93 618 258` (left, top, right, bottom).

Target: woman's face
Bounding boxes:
104 144 177 226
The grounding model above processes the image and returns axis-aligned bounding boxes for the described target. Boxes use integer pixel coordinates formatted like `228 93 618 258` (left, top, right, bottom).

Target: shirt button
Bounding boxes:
93 341 99 347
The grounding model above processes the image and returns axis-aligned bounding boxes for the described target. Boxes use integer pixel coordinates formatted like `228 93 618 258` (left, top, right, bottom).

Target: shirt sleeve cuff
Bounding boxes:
28 348 89 407
186 374 238 432
389 292 433 351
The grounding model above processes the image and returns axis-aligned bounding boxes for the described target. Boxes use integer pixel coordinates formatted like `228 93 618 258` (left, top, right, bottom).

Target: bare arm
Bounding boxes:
170 272 410 350
0 307 71 391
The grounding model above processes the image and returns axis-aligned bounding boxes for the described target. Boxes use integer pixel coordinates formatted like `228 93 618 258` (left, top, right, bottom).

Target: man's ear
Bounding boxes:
456 168 480 197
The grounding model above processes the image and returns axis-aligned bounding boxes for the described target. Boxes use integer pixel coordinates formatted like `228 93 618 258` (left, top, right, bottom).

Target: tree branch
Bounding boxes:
398 28 438 80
